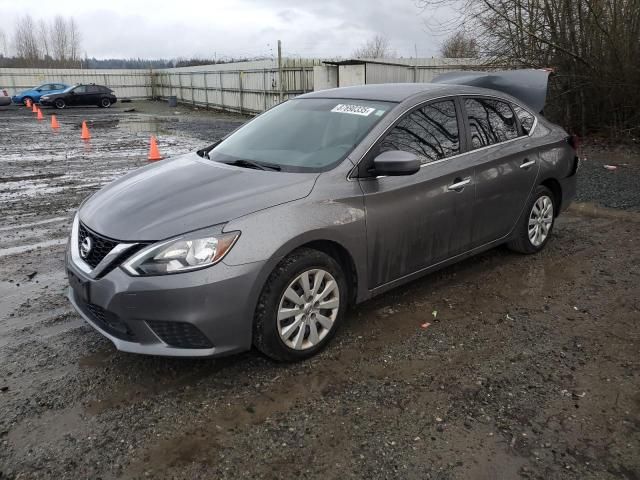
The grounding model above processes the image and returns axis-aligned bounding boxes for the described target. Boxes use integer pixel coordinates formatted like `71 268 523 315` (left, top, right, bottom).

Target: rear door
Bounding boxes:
358 98 476 288
86 85 102 105
462 97 539 247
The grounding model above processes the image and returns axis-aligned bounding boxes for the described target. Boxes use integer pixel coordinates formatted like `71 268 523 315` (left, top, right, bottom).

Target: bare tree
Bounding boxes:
13 15 41 63
417 0 640 137
38 19 50 60
352 35 394 59
51 16 69 61
0 29 8 56
440 30 479 58
68 17 81 62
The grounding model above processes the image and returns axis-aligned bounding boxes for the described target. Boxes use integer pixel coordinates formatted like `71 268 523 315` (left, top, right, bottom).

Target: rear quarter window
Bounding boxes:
512 103 536 135
465 98 518 149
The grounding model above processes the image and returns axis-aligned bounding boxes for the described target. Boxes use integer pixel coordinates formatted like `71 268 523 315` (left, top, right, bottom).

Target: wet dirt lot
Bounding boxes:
1 102 639 480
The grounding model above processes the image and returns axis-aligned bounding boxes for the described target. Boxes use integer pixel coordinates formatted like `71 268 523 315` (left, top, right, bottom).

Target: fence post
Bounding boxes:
190 73 195 106
263 69 267 111
220 72 224 111
238 71 243 115
177 73 183 103
203 72 209 109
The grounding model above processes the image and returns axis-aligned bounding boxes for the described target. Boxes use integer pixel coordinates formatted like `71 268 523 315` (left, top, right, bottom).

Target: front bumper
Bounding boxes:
66 250 266 357
39 99 54 106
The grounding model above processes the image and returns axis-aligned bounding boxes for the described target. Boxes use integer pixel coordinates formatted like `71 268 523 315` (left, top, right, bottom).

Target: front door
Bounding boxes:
358 99 475 288
461 98 540 246
68 85 88 106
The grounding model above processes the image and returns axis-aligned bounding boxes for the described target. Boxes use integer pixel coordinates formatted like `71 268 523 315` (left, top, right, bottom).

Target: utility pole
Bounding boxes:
277 39 283 102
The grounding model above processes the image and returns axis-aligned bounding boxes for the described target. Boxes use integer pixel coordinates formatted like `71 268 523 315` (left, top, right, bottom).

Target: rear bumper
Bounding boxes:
66 250 266 358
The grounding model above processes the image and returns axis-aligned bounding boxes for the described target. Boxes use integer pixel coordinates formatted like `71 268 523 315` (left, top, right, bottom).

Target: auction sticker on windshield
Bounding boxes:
331 104 376 116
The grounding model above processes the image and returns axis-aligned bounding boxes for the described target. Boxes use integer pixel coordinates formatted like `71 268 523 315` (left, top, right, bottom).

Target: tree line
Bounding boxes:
0 16 270 70
0 15 82 67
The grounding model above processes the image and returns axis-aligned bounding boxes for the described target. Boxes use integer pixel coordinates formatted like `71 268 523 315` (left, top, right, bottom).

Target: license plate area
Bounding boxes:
68 269 90 303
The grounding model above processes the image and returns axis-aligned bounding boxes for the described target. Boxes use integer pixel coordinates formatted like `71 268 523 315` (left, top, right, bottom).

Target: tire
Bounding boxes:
99 97 111 108
54 99 66 109
22 96 33 106
508 185 555 254
253 248 348 362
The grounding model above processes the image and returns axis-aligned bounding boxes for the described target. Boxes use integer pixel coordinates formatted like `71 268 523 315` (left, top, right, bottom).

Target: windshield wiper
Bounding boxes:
222 159 281 171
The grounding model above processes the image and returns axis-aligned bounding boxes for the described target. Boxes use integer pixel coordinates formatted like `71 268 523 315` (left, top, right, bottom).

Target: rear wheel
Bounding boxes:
99 97 111 108
508 185 555 254
54 99 66 109
253 248 348 362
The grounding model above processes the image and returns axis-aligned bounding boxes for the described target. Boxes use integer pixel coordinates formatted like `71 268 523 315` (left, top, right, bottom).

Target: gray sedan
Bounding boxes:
66 70 578 361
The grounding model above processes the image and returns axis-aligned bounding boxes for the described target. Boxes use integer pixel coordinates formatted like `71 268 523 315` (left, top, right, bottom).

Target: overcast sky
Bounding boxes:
0 0 457 60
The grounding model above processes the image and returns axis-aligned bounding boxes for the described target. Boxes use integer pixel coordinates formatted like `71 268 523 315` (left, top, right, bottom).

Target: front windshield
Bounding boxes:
208 98 394 172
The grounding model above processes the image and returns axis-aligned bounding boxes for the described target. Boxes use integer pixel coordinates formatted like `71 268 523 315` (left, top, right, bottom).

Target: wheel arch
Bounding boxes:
250 234 361 312
539 177 562 216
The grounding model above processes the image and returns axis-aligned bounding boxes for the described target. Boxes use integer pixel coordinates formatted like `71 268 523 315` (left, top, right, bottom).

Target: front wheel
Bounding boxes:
99 97 111 108
508 185 555 254
253 248 348 361
54 99 66 109
22 96 33 106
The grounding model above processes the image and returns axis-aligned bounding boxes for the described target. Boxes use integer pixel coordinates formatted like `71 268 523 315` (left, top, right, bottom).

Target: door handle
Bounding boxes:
447 177 471 192
520 159 536 169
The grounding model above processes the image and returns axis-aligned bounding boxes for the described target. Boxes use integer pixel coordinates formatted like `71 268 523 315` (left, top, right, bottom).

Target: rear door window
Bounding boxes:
464 98 518 149
87 85 101 93
379 99 460 165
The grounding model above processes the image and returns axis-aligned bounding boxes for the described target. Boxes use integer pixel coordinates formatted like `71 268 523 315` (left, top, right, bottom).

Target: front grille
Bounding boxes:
83 302 137 341
146 320 213 349
78 222 118 269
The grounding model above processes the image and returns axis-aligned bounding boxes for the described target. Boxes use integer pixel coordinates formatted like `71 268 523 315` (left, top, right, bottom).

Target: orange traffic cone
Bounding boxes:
36 108 44 121
51 115 60 129
32 103 38 113
26 99 32 109
81 121 91 140
148 136 162 161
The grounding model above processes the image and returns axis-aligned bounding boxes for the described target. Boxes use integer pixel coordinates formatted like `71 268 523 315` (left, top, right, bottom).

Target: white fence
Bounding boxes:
0 58 488 114
0 68 151 99
153 63 317 114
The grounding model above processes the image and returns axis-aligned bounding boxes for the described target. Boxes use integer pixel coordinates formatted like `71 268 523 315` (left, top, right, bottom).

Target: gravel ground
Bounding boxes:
0 102 638 480
576 142 640 211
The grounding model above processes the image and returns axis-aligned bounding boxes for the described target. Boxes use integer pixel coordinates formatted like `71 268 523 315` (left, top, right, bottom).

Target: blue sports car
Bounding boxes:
12 82 70 105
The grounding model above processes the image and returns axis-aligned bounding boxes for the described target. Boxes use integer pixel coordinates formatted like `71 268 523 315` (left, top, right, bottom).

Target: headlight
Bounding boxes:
122 231 240 276
41 96 50 100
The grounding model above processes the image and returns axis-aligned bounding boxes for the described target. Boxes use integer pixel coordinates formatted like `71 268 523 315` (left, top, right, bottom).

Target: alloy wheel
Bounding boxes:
528 195 553 246
277 268 340 350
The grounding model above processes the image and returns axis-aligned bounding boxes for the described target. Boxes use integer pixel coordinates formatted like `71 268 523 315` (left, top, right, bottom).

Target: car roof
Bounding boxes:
298 83 507 103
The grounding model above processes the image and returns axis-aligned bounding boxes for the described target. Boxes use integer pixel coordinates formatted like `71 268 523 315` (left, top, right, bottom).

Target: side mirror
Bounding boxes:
372 150 421 176
36 89 42 92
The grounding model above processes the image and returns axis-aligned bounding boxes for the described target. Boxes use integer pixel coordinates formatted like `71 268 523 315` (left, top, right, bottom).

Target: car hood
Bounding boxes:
79 152 319 241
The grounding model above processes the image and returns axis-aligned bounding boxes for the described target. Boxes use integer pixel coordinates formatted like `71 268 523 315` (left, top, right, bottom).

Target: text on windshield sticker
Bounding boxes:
331 104 376 116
